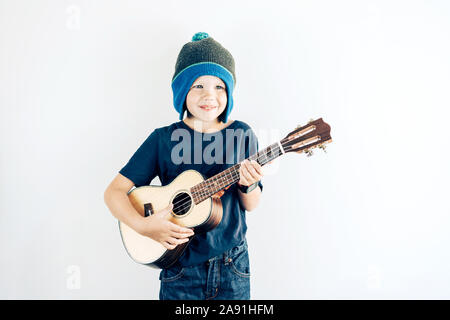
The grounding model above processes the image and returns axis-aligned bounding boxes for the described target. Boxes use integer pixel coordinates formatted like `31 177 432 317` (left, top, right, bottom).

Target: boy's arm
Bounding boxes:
104 173 146 233
238 186 262 212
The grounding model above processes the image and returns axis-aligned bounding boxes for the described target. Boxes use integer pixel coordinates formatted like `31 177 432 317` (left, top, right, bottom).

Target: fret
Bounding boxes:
218 172 226 190
262 147 269 164
264 145 271 165
211 176 217 192
269 144 276 161
267 145 274 163
225 168 235 185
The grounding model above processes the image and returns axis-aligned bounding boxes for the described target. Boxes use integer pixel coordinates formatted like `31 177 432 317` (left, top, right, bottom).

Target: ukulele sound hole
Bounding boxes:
172 192 192 216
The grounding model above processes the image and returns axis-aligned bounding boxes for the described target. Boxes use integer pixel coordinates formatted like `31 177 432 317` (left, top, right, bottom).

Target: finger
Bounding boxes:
250 160 263 175
239 161 246 173
241 160 252 174
156 203 174 216
239 171 250 186
170 230 193 239
247 159 261 172
243 163 260 182
245 160 261 178
177 237 190 244
169 222 195 234
248 161 262 179
167 237 189 246
240 159 251 171
244 169 255 182
238 164 249 184
162 241 176 250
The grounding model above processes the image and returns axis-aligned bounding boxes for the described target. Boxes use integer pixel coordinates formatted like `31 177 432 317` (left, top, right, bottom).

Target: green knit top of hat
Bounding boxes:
172 32 236 84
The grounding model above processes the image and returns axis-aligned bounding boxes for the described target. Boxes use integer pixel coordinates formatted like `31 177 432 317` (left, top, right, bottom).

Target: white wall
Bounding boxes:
1 0 449 299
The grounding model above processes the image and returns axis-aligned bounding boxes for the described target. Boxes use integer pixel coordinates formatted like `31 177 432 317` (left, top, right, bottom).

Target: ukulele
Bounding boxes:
119 118 332 268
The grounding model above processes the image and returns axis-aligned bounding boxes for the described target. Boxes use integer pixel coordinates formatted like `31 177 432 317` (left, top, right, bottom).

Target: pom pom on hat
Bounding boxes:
192 32 209 41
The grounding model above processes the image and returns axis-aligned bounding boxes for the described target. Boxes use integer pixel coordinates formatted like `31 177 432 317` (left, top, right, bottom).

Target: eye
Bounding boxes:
191 84 225 90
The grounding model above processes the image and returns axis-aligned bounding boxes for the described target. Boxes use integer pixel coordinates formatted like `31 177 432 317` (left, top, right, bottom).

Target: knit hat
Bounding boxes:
172 32 236 123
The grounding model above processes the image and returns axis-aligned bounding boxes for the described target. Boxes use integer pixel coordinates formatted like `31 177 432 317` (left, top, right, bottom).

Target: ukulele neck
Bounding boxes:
191 141 285 204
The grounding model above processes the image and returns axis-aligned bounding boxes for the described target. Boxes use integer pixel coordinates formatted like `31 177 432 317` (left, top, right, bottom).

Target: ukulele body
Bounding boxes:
118 169 223 269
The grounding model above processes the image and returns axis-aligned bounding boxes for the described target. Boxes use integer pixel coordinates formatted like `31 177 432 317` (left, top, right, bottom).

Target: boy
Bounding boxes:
104 32 266 300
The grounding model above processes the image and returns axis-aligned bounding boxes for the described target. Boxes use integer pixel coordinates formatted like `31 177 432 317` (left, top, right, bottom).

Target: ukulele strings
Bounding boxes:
165 135 298 213
168 135 304 213
167 135 303 212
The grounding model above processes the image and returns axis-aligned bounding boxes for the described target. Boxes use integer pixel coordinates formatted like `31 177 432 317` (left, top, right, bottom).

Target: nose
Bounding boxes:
202 88 217 101
203 95 215 102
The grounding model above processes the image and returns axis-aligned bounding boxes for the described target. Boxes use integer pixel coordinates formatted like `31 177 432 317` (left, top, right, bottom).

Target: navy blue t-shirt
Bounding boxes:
119 119 263 267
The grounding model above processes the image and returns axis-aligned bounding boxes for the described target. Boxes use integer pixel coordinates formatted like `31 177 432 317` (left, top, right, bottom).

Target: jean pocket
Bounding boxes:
229 249 251 278
159 264 184 282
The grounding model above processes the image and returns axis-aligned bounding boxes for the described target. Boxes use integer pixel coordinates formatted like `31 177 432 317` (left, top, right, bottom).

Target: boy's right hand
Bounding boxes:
138 203 195 250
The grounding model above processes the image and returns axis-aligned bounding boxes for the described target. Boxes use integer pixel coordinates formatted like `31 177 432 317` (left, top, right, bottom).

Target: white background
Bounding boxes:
1 0 450 299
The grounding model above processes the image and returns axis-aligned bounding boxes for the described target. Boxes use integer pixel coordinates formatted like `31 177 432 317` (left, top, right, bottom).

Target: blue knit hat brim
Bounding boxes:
172 62 235 123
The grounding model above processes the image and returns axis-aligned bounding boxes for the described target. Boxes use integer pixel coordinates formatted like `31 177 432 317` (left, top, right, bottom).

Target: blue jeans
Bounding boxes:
159 239 250 300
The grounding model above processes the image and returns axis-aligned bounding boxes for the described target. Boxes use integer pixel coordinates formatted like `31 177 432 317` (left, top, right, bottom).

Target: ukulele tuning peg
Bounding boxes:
319 144 327 153
308 119 314 124
305 149 314 157
296 124 302 129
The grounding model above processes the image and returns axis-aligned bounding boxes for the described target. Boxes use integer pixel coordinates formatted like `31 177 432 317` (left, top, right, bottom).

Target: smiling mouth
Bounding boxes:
200 105 216 110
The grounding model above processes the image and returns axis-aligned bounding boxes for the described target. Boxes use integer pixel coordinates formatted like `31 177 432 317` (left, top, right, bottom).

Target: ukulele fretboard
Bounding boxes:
190 141 284 204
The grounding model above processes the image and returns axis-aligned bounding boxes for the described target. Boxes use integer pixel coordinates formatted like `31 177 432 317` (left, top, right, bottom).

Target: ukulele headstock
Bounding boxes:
282 118 332 156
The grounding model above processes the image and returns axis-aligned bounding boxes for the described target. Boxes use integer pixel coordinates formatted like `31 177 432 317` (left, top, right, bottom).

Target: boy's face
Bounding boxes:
185 75 228 123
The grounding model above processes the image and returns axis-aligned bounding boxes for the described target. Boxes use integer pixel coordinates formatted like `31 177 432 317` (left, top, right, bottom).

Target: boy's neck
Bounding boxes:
183 118 232 133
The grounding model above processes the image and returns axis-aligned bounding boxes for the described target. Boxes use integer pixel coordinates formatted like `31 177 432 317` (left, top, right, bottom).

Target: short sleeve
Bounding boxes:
119 129 160 187
244 127 264 193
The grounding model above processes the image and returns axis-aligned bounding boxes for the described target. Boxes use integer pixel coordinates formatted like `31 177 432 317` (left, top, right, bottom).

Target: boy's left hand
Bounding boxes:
238 159 272 186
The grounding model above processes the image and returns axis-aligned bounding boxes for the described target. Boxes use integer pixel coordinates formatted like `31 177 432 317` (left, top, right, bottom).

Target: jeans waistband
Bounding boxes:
207 239 248 264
